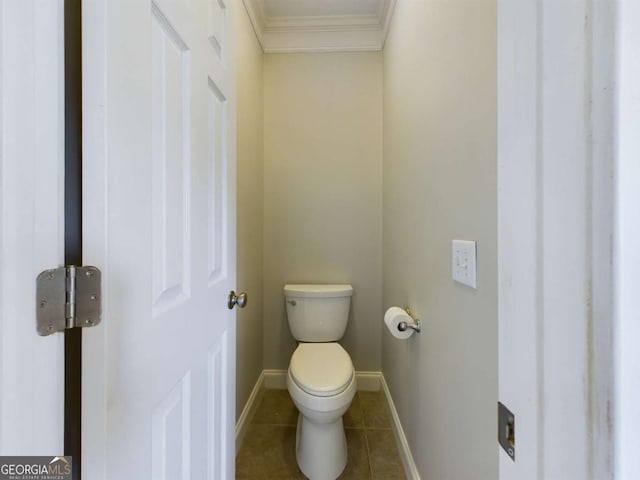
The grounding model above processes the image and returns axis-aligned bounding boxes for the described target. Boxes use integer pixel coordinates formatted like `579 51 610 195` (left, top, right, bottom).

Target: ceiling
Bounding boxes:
242 0 396 53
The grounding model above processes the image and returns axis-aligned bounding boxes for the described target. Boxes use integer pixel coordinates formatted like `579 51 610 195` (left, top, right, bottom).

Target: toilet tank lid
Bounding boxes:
284 284 353 298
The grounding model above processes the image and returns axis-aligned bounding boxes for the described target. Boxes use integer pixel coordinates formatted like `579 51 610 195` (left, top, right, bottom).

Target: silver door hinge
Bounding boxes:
36 265 102 336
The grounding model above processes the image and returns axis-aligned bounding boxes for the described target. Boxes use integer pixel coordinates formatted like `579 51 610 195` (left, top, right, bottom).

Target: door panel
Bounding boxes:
151 6 191 311
151 371 191 480
207 333 228 480
83 0 236 478
208 0 227 61
207 78 228 285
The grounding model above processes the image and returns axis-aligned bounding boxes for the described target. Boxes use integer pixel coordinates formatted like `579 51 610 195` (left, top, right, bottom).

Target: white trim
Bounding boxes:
263 369 288 389
241 0 265 51
379 0 396 50
82 0 108 475
0 0 65 455
615 0 640 477
354 371 381 391
259 45 383 54
241 0 395 53
497 0 540 477
380 375 421 480
261 369 382 392
235 372 265 454
265 14 381 30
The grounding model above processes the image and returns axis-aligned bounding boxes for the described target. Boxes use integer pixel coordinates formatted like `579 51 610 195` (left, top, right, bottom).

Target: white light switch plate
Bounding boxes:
452 240 477 288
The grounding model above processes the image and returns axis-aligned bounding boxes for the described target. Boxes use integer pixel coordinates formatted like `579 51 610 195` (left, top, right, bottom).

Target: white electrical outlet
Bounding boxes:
452 240 477 288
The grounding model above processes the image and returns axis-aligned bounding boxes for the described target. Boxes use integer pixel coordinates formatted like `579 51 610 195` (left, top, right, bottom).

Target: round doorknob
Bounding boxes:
228 291 248 310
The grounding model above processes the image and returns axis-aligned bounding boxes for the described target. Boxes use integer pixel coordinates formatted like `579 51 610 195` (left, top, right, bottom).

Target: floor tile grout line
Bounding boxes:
357 392 376 479
363 425 375 479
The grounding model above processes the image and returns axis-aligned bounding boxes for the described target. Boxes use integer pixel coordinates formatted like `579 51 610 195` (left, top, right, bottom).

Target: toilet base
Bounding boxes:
295 412 348 480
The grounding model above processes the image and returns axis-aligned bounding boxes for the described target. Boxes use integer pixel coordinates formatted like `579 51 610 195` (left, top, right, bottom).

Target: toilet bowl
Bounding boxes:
286 342 356 480
283 284 354 479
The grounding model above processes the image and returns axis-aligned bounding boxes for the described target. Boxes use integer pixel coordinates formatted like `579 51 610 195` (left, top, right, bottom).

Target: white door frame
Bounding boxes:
81 0 107 470
614 0 640 477
498 0 616 479
0 0 65 455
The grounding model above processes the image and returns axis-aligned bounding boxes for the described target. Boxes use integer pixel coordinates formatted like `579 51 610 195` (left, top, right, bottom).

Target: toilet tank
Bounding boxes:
284 284 353 342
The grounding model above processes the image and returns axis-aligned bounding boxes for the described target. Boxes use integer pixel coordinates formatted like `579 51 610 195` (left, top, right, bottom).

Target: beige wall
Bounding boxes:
235 4 264 420
382 1 498 479
263 53 383 371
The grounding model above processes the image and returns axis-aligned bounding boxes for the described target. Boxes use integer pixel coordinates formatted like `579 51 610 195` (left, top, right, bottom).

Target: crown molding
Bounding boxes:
242 0 396 53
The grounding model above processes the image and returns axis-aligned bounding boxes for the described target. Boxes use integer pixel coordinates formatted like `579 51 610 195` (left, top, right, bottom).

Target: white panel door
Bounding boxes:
83 0 236 478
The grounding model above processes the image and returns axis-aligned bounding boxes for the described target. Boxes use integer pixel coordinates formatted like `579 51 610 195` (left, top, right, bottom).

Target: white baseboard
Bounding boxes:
380 374 421 480
263 369 287 389
236 369 421 480
355 371 382 391
261 369 383 391
235 371 265 454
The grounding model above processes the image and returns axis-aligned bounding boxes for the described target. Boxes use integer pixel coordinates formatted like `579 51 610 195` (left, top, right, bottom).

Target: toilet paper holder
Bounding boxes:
397 308 421 333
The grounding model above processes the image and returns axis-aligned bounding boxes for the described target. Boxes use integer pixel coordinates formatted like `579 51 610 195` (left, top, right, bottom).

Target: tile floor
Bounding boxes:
236 389 406 479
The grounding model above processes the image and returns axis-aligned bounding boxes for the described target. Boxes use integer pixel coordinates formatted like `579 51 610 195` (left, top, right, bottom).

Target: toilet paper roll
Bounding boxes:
384 306 415 339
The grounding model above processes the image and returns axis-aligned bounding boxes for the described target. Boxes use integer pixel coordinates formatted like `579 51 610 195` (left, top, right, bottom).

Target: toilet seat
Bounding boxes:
290 343 353 397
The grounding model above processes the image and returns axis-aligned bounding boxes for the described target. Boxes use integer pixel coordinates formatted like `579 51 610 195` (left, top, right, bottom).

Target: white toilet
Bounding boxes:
284 284 356 480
